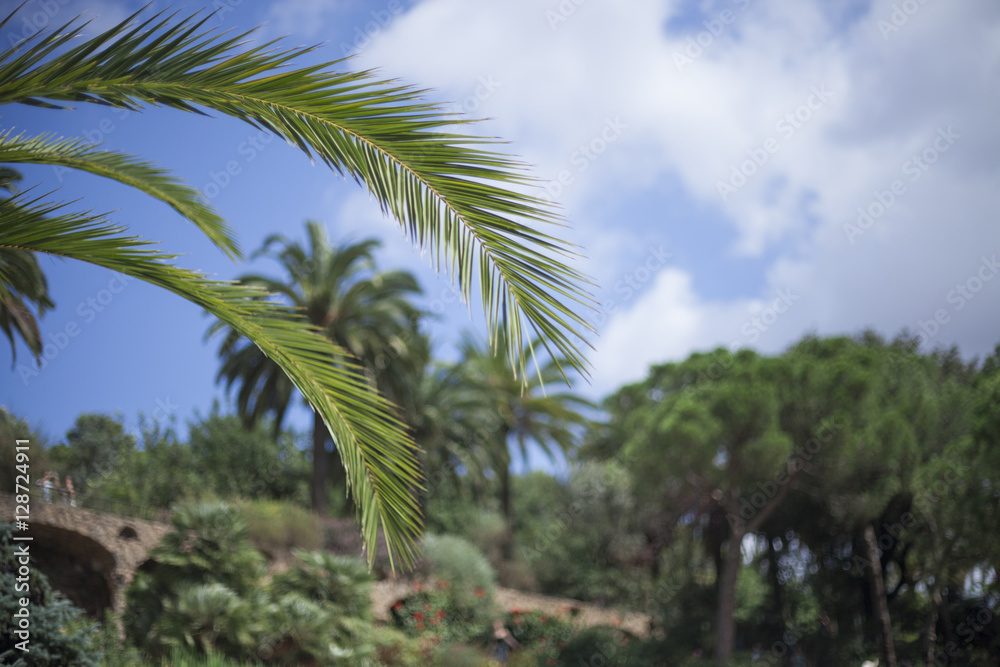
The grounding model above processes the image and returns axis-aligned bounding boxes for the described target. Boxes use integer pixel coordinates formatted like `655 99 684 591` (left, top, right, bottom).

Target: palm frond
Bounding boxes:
0 130 239 258
0 6 596 382
0 191 421 569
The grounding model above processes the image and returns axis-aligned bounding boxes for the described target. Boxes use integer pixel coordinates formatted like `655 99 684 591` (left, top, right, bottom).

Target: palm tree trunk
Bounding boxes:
312 411 329 516
500 463 513 560
864 522 898 667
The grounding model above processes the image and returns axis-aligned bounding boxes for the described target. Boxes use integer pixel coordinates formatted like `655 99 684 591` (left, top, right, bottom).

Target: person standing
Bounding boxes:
492 619 520 663
64 476 76 507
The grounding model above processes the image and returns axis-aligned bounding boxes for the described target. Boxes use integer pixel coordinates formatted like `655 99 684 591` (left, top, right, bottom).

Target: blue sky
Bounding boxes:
2 0 999 472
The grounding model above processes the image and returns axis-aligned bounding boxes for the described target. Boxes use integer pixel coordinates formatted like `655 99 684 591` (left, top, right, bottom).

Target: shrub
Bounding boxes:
0 523 101 666
238 500 323 554
125 502 266 651
505 608 575 666
397 534 498 642
553 626 635 667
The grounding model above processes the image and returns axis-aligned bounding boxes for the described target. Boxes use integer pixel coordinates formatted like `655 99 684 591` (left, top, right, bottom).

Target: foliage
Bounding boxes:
0 523 101 666
238 501 322 555
269 549 373 621
0 167 54 363
46 413 135 492
0 406 49 494
208 227 424 516
125 502 266 649
187 410 309 503
0 3 595 567
551 625 637 667
394 535 498 643
504 608 576 666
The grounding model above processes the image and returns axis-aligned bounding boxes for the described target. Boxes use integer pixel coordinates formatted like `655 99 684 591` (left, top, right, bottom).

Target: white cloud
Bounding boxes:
346 0 1000 390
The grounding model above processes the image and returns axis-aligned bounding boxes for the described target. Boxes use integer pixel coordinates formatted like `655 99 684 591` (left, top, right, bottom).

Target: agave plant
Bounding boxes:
0 6 594 568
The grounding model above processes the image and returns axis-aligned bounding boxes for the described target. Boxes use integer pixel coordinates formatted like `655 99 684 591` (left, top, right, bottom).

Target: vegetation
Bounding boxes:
0 3 594 567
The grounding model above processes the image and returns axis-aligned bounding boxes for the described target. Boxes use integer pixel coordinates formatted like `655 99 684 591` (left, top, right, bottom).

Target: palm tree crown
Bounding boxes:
209 223 423 514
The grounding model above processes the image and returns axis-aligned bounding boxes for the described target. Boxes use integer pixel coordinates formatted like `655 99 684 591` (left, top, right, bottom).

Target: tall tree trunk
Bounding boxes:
311 411 328 516
714 526 744 662
864 522 898 667
500 463 513 559
924 582 943 666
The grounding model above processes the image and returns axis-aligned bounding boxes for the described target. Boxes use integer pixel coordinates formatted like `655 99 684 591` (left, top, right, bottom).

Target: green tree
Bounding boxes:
187 409 309 503
0 523 100 666
47 413 136 493
0 6 594 566
209 226 422 514
610 349 813 661
0 167 54 364
0 406 49 494
458 334 593 549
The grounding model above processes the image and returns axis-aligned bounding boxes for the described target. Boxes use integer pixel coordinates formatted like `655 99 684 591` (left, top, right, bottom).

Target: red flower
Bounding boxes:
511 608 523 615
436 609 446 618
612 617 622 627
413 582 424 591
437 579 449 589
475 587 486 598
430 617 440 625
392 601 403 611
414 612 425 621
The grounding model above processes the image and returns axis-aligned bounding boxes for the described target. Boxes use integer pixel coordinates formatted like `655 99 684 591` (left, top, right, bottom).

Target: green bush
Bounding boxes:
553 626 635 667
237 500 323 554
505 608 575 666
367 625 428 666
0 523 101 666
125 502 266 650
397 534 498 642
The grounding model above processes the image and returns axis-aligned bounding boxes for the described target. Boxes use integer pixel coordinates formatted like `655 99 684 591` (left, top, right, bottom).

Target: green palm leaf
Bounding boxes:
0 6 595 381
0 130 239 258
0 192 422 568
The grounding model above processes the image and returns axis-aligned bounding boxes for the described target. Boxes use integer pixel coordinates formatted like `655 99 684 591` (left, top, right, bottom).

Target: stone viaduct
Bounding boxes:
0 492 169 619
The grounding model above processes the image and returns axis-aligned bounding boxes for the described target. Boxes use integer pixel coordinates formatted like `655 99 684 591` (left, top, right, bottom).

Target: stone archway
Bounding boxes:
0 492 170 620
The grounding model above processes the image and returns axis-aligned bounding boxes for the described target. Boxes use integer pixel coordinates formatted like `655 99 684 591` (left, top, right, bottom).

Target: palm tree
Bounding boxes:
0 167 54 364
459 334 594 549
0 7 593 567
208 223 422 515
